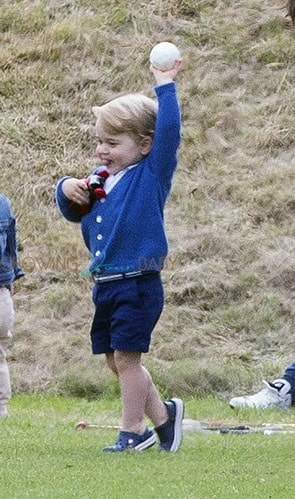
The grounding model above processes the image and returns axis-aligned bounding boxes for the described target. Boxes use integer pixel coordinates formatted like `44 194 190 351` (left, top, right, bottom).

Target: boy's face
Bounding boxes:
95 132 152 174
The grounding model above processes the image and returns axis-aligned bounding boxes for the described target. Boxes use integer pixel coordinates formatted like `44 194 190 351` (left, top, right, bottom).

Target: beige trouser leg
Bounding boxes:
0 288 15 412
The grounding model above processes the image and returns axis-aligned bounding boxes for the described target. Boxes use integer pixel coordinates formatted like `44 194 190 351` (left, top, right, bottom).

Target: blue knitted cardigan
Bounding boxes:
56 82 181 275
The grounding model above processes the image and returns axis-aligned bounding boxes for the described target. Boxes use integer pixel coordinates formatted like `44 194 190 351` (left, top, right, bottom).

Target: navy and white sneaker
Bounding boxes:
155 398 184 452
102 428 156 452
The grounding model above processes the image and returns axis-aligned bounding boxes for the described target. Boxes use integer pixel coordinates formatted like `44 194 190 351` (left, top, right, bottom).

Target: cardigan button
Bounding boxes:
95 250 101 257
96 215 102 223
97 234 103 240
100 198 106 203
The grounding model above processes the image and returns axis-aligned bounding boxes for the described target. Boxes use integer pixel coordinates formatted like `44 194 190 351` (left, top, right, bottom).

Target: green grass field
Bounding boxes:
1 395 295 498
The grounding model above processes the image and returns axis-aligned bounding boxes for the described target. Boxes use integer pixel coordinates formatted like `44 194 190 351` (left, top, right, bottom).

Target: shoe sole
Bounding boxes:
170 398 184 452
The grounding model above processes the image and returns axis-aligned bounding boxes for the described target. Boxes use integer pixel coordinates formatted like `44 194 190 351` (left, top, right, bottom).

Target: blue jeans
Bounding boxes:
283 363 295 404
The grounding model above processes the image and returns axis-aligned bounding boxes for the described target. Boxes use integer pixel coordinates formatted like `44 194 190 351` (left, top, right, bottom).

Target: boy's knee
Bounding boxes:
114 350 141 373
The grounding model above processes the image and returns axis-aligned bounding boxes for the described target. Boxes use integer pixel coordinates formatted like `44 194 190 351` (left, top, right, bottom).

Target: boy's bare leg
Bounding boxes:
142 366 168 426
110 350 167 434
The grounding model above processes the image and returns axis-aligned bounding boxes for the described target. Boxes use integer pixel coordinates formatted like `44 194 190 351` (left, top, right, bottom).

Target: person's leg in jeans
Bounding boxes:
282 363 295 405
0 288 14 417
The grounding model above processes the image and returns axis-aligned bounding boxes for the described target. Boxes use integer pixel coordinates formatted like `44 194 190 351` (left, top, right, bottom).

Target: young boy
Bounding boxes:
55 60 184 452
0 194 24 417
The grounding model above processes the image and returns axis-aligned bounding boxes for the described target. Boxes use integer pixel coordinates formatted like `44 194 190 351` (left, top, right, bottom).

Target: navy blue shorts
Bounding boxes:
90 274 164 354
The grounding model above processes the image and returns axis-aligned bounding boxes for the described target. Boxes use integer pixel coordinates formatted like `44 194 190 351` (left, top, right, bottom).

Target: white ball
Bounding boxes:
149 42 181 71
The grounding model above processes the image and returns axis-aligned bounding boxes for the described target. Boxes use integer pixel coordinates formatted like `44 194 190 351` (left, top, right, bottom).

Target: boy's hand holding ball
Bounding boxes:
150 42 181 70
149 42 182 84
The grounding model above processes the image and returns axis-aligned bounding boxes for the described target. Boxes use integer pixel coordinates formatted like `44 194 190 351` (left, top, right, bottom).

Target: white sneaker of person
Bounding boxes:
229 379 292 409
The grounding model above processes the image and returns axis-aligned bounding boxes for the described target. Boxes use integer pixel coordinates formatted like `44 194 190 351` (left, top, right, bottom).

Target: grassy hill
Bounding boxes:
1 0 294 401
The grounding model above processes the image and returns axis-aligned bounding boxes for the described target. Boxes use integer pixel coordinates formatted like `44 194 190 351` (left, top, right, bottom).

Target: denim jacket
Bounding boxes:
0 194 24 287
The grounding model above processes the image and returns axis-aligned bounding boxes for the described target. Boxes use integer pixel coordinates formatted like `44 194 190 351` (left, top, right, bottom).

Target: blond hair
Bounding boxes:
92 93 157 140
